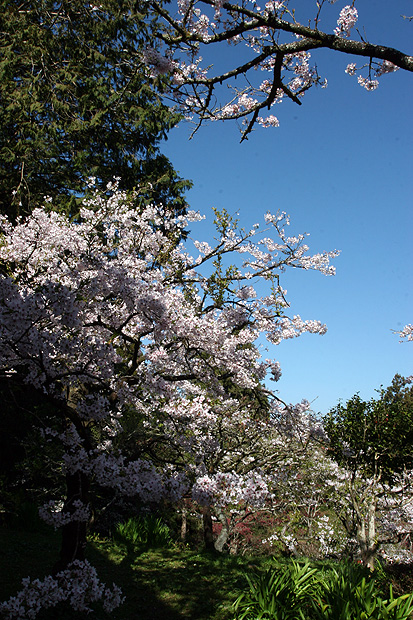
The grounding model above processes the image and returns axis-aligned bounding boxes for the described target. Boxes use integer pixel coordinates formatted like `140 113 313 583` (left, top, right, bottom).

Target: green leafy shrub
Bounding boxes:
312 563 413 620
233 560 413 620
113 515 172 549
232 559 321 620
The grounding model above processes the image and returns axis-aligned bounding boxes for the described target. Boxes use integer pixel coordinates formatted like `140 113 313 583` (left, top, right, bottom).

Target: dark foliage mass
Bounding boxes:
0 0 191 219
324 374 413 482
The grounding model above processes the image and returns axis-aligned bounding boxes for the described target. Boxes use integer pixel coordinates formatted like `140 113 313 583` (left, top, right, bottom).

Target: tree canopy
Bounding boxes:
324 375 413 483
0 184 336 612
0 0 190 218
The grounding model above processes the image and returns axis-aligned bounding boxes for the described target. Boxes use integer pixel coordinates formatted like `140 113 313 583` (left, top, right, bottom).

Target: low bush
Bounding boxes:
113 515 172 550
232 559 413 620
233 559 321 620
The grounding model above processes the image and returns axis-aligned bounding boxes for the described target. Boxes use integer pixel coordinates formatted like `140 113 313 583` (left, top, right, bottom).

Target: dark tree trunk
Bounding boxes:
53 470 90 573
202 505 215 551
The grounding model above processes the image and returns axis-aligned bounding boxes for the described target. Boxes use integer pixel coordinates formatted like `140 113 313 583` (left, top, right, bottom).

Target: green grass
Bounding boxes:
1 527 412 620
0 527 274 620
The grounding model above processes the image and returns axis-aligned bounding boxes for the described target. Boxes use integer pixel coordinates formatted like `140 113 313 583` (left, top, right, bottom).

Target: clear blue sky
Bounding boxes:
161 0 412 414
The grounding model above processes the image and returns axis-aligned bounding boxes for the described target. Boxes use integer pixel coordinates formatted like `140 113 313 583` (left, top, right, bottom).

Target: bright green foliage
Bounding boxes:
311 562 413 620
113 515 172 549
323 375 413 482
233 559 321 620
0 0 191 218
232 560 413 620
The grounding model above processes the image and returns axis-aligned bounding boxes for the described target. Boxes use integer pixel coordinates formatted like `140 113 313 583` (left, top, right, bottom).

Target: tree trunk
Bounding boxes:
53 470 90 573
202 505 215 551
214 507 230 552
356 499 377 571
181 501 188 543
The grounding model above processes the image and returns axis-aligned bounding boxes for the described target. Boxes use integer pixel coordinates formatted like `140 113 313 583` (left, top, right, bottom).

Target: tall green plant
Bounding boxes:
113 515 172 549
233 559 321 620
233 560 413 620
311 562 413 620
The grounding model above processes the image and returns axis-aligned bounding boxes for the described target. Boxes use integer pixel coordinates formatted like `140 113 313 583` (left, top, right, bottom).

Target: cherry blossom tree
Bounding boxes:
148 390 323 551
249 377 413 567
142 0 412 139
0 182 337 617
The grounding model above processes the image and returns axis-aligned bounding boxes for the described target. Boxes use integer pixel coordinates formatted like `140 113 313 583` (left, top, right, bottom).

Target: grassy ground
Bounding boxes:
0 527 274 619
1 527 412 620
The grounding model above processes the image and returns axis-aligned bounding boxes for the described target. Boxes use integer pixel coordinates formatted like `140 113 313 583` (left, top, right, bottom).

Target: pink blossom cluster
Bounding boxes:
176 0 215 41
334 5 358 38
398 324 413 342
0 560 124 619
38 499 90 529
257 115 280 128
285 51 315 94
173 57 208 86
379 547 413 565
192 470 273 508
375 60 399 76
264 1 284 15
141 47 176 76
345 59 399 91
345 63 357 76
357 76 379 91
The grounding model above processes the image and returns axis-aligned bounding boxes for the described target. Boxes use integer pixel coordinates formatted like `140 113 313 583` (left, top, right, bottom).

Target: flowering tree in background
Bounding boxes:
143 0 412 139
0 183 337 617
273 450 413 566
152 392 323 551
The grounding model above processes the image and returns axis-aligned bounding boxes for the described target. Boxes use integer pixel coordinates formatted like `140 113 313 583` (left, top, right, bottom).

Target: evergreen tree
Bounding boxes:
323 375 413 568
0 0 190 219
324 375 413 482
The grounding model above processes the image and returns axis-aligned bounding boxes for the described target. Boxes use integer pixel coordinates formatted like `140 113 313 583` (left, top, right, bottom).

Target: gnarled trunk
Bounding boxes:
180 500 188 543
214 507 230 553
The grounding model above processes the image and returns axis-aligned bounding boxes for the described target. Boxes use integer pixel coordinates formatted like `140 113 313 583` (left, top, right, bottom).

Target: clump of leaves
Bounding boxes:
311 561 413 620
233 558 321 619
113 515 172 550
233 559 413 620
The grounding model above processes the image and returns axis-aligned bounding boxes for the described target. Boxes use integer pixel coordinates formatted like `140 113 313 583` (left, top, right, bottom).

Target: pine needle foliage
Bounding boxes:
0 0 191 219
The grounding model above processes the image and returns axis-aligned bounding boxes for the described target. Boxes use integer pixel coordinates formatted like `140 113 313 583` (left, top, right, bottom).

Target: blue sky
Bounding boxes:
161 0 412 414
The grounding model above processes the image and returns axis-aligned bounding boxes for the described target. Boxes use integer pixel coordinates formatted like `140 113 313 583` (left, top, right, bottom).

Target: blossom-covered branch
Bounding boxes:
396 324 413 342
144 0 412 138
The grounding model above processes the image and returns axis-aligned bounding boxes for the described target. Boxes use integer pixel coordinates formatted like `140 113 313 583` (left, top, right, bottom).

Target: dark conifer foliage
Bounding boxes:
0 0 191 219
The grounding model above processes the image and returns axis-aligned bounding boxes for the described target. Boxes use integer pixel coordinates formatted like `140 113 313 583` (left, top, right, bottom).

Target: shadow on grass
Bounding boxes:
0 527 60 602
0 527 254 620
88 540 252 620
